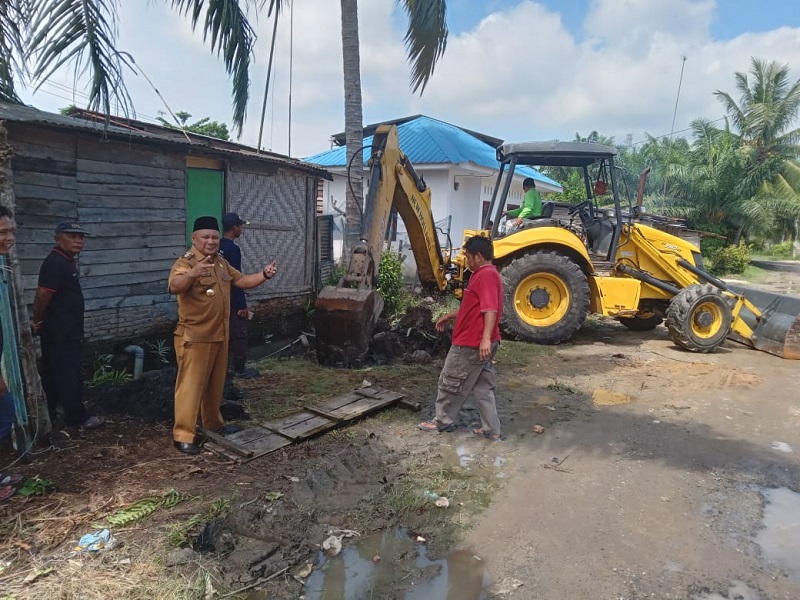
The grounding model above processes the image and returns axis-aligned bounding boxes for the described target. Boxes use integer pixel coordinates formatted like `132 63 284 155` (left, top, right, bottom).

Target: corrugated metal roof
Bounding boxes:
305 115 559 187
0 102 331 179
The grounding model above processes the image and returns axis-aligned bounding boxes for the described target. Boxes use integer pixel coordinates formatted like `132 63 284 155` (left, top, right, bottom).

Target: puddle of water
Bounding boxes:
754 487 800 580
592 389 632 406
693 580 760 600
304 529 488 599
769 441 793 453
456 445 476 467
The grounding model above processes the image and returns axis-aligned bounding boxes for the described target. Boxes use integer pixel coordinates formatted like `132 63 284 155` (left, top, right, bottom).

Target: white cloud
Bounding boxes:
18 0 800 158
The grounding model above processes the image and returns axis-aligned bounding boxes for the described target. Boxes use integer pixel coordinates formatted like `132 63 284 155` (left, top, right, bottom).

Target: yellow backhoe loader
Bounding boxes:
314 125 800 365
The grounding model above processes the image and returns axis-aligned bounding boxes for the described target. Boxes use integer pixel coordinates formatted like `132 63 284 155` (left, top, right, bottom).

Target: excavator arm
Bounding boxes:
314 125 450 365
363 125 449 293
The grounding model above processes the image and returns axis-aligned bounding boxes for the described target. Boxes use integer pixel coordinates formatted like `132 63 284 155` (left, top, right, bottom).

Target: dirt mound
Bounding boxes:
369 306 450 365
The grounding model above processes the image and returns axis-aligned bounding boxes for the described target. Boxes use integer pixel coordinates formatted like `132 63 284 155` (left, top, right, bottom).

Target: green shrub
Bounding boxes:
700 236 727 259
709 244 751 276
769 241 794 259
377 251 404 315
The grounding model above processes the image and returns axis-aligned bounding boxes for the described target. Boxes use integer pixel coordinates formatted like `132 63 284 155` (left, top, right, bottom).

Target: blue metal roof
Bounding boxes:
305 116 559 187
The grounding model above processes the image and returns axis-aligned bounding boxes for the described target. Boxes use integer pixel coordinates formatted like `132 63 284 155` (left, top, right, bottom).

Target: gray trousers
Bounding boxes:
435 342 501 435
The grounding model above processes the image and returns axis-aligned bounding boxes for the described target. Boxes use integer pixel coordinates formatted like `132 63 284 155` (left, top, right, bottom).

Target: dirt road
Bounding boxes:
454 264 800 599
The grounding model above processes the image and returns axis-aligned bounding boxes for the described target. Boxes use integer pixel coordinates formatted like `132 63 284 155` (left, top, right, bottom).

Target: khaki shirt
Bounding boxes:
169 248 243 342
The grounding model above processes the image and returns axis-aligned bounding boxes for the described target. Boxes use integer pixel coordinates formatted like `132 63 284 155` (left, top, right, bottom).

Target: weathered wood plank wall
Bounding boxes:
9 123 184 341
7 122 319 348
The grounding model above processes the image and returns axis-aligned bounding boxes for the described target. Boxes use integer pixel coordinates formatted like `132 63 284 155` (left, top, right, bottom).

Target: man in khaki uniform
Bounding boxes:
168 216 277 455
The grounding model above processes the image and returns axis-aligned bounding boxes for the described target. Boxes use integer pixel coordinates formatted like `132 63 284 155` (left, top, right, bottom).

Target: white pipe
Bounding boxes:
123 345 144 381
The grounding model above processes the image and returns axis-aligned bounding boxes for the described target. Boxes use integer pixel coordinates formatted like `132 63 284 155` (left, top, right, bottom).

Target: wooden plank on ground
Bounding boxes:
314 388 405 420
263 411 334 440
204 426 293 461
198 427 253 458
303 406 344 422
207 387 405 461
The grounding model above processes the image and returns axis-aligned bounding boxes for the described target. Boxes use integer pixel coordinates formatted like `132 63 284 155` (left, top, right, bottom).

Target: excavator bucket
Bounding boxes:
727 285 800 359
314 286 385 366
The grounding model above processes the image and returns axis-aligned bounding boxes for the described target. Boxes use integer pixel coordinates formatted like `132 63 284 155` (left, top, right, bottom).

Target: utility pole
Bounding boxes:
257 7 281 153
663 55 687 198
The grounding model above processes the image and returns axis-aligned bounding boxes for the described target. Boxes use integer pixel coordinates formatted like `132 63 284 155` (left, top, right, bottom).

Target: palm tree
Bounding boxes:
714 57 800 243
668 119 748 234
340 0 447 254
268 0 447 255
0 0 261 137
0 0 26 103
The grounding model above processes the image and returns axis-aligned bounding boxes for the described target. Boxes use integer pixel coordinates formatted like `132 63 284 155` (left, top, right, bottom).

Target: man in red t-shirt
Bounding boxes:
419 236 504 440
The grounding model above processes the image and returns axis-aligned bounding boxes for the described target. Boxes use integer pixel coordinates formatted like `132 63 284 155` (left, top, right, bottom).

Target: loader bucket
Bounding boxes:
727 285 800 359
314 286 385 366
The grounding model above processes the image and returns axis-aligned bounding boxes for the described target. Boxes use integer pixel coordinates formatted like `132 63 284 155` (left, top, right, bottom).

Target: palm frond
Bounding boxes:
0 0 31 103
398 0 448 94
170 0 258 137
29 0 132 123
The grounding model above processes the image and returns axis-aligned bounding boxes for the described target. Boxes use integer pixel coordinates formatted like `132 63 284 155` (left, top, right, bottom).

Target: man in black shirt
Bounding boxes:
32 222 103 429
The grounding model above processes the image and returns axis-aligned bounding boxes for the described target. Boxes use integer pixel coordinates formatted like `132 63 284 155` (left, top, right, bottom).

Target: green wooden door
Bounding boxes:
186 168 224 245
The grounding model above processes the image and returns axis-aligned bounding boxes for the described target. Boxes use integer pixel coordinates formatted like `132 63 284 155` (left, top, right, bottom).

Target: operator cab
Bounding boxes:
486 141 622 261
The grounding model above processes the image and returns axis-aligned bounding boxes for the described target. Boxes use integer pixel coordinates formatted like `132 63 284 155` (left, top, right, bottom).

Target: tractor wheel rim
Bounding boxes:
515 273 570 326
691 301 724 339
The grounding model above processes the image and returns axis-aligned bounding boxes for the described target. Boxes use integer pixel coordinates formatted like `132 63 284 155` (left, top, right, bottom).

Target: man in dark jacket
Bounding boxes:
219 212 259 379
32 221 103 430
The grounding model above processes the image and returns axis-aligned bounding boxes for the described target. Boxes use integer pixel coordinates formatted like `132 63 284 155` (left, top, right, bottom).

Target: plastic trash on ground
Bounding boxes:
76 529 116 552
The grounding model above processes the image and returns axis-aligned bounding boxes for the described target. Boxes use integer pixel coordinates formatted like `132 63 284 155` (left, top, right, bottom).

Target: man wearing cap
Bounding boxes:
168 216 278 455
32 221 103 430
219 212 258 378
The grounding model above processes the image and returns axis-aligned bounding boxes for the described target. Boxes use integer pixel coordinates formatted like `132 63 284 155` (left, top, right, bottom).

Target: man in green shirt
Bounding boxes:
503 177 542 226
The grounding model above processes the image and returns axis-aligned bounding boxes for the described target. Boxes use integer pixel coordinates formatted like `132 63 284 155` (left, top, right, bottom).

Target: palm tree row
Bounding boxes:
577 58 800 251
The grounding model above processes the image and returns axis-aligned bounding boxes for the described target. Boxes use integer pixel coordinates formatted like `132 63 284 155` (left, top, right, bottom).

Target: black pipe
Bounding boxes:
360 159 382 241
616 264 681 296
676 258 729 291
401 156 427 192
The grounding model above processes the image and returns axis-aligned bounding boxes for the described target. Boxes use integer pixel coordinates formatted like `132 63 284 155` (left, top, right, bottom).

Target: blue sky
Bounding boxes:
449 0 800 38
20 1 800 158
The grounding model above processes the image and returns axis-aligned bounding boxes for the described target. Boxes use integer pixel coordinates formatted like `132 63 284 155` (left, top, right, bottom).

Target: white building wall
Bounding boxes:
317 165 559 283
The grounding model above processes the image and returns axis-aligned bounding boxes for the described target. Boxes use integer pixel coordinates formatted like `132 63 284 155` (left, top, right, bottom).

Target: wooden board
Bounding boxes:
204 387 405 462
264 411 334 441
205 426 293 462
314 388 405 420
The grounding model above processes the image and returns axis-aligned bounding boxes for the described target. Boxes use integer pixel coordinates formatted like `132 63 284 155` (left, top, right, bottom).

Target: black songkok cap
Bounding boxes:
192 216 220 232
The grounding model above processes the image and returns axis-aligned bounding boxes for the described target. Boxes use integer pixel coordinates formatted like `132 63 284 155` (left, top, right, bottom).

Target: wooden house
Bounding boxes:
0 103 332 353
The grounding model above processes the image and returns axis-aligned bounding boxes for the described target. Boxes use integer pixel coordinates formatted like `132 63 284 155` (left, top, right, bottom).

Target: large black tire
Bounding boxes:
665 284 732 353
500 251 590 344
617 312 663 331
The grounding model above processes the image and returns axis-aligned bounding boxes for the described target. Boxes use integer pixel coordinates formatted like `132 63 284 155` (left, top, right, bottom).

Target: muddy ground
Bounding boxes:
1 265 800 599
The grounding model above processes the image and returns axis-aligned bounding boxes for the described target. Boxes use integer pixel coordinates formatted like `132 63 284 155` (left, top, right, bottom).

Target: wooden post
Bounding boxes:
0 121 52 444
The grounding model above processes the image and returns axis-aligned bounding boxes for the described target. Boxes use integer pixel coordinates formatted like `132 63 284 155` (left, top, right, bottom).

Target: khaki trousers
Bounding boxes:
434 342 501 435
173 337 227 443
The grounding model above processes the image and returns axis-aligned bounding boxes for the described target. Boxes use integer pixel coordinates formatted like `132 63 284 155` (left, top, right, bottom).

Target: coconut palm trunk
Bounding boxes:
340 0 364 259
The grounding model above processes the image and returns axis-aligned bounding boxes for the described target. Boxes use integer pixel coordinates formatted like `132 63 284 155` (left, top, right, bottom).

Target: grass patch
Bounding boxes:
719 263 768 283
495 339 550 368
547 380 575 395
244 357 439 421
